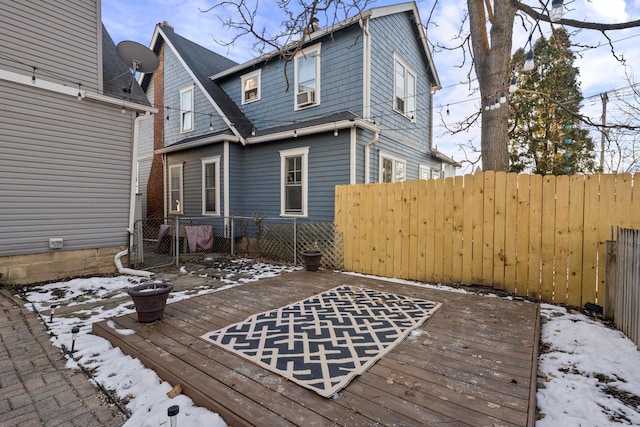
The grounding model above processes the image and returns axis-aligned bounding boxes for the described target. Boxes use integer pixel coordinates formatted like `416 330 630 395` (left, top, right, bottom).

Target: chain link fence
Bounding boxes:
130 216 343 271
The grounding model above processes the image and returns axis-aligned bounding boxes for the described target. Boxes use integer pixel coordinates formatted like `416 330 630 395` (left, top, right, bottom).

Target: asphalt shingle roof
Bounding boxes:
101 24 150 106
160 28 255 138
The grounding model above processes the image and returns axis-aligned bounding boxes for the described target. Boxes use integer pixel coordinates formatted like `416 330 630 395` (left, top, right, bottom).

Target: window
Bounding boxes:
419 165 441 180
379 152 406 183
180 86 194 132
241 70 261 104
280 147 309 216
294 45 320 109
202 156 220 215
419 165 430 180
169 164 183 214
394 55 417 120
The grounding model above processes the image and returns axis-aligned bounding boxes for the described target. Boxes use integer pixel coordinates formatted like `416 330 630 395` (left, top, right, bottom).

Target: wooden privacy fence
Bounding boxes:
335 172 640 306
614 228 640 349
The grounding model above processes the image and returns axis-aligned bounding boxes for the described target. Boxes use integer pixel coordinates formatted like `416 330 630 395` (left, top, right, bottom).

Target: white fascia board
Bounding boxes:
155 135 241 154
370 2 441 90
0 69 156 113
210 11 373 81
246 119 378 144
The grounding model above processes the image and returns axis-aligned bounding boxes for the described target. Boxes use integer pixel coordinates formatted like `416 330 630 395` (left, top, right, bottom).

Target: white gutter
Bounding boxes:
114 249 153 278
364 130 379 184
128 113 150 233
155 135 242 154
360 16 371 120
247 119 378 144
118 112 154 278
224 141 230 222
0 69 157 114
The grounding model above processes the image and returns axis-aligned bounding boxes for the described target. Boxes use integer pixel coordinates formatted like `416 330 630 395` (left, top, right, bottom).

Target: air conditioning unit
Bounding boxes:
297 90 316 106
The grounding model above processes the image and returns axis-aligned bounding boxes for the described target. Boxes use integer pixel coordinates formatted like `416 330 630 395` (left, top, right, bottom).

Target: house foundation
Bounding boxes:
0 247 127 287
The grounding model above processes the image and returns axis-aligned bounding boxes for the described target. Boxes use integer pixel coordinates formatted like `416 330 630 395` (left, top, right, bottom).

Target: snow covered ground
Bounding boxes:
21 262 640 427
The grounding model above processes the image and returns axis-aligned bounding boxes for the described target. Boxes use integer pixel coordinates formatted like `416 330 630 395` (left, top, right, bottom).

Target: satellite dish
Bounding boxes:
116 40 159 93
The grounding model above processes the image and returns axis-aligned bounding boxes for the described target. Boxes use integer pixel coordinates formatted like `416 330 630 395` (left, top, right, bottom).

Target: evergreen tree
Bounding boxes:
508 29 596 175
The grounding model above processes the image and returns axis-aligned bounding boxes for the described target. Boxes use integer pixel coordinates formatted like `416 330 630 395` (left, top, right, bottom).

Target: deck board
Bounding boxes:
94 270 539 426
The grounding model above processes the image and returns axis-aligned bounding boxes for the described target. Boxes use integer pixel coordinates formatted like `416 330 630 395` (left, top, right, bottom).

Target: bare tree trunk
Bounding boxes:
468 0 516 171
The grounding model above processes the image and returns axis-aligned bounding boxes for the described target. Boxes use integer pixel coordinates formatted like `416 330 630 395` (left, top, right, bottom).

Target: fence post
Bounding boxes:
293 218 297 265
604 240 617 320
230 216 235 255
175 216 180 266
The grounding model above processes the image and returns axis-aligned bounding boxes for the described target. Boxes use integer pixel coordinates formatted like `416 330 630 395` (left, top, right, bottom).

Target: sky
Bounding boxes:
24 266 640 426
101 0 640 172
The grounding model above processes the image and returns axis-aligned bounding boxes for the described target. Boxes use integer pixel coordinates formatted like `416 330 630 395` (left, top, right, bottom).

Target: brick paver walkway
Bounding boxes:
0 288 125 427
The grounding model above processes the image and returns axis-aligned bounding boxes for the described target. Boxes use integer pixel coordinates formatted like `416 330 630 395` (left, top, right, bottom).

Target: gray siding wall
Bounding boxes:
166 144 226 217
369 12 433 148
0 0 100 91
220 26 364 130
163 48 228 147
0 82 133 256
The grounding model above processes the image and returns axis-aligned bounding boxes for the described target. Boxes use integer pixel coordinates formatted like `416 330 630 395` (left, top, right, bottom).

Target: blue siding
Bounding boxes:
219 26 364 131
226 132 350 222
152 7 449 224
163 48 229 147
369 12 433 148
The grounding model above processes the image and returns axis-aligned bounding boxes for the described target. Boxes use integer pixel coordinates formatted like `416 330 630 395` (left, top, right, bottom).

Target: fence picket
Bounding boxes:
503 173 518 293
554 175 571 305
567 175 585 306
461 174 474 284
515 174 531 296
492 172 507 290
452 176 465 283
335 173 639 310
482 171 496 286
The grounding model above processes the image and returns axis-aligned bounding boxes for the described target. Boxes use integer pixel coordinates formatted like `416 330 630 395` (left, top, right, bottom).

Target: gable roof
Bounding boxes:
102 24 150 106
210 1 440 89
142 25 255 138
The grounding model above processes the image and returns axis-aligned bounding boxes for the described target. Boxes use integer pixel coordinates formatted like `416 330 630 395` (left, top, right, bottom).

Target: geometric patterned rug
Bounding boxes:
200 285 441 397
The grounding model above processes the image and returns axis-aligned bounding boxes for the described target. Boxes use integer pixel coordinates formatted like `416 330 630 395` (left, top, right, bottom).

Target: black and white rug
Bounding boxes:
201 285 441 397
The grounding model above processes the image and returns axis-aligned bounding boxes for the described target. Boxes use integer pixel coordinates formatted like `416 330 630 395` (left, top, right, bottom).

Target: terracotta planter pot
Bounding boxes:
127 282 173 323
302 249 323 271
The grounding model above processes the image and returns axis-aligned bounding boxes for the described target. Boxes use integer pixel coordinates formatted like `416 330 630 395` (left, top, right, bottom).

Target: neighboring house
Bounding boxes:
0 1 154 285
138 1 457 227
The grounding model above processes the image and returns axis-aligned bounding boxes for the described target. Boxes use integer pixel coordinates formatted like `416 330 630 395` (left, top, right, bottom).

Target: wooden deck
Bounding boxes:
94 270 540 426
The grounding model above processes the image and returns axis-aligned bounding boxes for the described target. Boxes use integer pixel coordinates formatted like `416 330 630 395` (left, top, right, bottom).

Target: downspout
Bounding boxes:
224 140 230 236
360 15 379 184
120 112 154 278
364 130 379 184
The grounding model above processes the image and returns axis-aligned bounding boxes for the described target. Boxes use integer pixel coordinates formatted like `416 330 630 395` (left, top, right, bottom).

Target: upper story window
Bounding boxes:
180 86 194 132
202 156 220 215
380 151 406 183
241 70 261 104
394 54 416 121
280 147 309 217
169 164 183 214
294 44 321 109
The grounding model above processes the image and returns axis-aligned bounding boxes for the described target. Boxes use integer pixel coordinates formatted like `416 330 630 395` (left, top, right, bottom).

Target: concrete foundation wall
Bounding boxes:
0 247 127 286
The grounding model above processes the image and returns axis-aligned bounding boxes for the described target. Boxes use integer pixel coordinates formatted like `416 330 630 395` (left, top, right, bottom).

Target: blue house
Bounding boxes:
137 2 457 226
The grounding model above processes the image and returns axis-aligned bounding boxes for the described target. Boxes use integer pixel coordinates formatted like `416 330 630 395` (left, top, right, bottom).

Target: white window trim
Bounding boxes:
294 44 321 110
393 53 417 122
201 156 221 216
379 151 406 183
241 69 261 104
280 147 309 217
180 86 194 133
169 164 183 214
419 164 429 180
